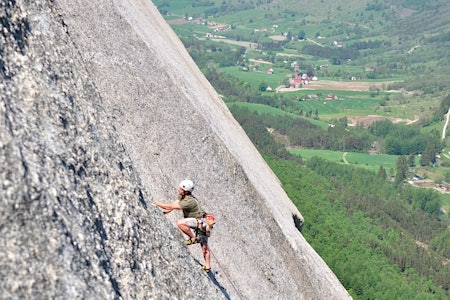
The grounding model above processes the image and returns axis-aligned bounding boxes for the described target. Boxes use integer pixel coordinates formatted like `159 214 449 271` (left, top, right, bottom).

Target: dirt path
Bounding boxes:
249 58 273 65
343 152 349 164
442 107 450 140
305 38 324 47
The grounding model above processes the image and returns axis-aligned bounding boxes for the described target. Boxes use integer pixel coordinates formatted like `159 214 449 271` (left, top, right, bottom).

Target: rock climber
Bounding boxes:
154 180 215 273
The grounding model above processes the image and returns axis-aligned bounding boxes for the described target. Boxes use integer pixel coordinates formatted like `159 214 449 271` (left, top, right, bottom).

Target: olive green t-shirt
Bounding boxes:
178 194 205 218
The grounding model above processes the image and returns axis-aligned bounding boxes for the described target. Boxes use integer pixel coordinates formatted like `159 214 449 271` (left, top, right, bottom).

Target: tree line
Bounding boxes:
230 105 442 163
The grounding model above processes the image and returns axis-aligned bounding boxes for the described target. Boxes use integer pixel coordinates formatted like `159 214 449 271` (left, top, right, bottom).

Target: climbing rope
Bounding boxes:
194 218 243 299
209 246 244 300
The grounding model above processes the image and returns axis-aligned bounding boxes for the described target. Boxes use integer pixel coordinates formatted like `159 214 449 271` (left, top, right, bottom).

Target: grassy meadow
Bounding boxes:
220 66 289 89
442 194 450 214
226 102 331 129
289 148 401 173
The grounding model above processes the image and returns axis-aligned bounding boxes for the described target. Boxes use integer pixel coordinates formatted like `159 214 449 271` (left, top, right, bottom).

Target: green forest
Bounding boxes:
155 0 450 298
266 156 450 299
232 106 450 298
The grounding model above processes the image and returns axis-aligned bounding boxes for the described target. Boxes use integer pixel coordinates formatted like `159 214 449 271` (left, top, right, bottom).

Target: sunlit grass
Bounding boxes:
289 148 401 173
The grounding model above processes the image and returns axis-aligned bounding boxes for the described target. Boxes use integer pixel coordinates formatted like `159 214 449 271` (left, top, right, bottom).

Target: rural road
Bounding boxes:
442 107 450 140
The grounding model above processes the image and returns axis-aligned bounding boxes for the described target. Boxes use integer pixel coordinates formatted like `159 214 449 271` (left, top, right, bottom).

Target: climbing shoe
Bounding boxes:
201 265 211 273
185 238 197 245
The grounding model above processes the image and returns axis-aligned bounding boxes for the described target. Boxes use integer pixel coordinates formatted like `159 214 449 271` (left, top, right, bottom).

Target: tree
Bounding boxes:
297 30 306 40
395 155 408 184
369 120 395 137
436 94 450 119
331 57 341 65
408 153 415 167
378 165 387 180
420 141 436 166
259 82 268 92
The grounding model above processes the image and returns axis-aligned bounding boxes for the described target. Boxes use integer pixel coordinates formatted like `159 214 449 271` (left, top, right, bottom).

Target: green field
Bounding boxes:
227 102 331 129
220 66 289 89
442 194 450 214
289 148 402 173
295 97 382 118
227 92 396 120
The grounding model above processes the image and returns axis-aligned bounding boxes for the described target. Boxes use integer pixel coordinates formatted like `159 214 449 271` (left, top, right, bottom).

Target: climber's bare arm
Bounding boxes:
154 199 182 214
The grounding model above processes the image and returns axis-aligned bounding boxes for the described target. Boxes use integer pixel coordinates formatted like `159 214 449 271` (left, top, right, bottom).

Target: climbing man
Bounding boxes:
154 180 215 273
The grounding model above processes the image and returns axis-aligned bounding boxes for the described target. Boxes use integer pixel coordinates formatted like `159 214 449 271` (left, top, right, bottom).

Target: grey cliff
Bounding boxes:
0 0 351 299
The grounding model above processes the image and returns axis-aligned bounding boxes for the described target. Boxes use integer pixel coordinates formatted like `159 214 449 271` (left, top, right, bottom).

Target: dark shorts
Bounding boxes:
197 235 208 244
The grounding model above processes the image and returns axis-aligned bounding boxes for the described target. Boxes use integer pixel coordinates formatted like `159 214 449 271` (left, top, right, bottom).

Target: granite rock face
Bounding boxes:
0 0 351 299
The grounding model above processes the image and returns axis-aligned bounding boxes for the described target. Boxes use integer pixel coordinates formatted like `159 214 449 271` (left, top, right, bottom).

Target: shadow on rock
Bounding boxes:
194 258 231 300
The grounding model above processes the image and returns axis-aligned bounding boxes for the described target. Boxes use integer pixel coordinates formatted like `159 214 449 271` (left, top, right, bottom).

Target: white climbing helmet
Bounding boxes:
179 179 194 192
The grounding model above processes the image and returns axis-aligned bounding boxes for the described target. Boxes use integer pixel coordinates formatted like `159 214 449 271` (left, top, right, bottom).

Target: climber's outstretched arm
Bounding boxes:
154 199 182 214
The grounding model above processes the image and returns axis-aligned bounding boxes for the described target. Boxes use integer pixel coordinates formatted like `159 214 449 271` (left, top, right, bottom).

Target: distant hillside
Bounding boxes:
156 0 450 89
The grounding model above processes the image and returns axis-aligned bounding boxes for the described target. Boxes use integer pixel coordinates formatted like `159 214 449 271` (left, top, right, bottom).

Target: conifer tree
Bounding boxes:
395 155 408 184
420 142 436 166
378 165 387 180
408 153 415 167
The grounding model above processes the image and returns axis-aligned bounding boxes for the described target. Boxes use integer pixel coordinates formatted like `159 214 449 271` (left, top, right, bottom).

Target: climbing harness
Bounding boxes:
183 213 243 298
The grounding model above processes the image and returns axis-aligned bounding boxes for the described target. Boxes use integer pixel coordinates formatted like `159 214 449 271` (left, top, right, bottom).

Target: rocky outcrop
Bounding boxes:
0 0 351 299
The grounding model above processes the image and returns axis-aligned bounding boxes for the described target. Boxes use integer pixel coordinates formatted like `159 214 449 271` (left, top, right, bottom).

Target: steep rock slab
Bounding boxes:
0 1 225 299
54 0 351 299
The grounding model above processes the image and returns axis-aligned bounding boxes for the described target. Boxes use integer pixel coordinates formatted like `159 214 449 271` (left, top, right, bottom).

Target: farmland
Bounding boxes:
156 0 450 206
289 148 401 172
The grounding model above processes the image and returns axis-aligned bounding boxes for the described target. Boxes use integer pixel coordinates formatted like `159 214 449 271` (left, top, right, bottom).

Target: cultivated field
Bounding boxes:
278 79 399 92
